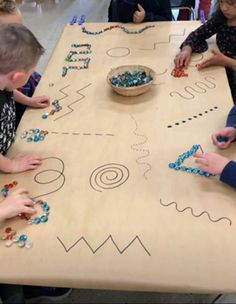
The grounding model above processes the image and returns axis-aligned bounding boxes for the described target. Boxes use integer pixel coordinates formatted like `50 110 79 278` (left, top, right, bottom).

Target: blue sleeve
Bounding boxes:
226 105 236 128
181 18 220 53
220 161 236 189
144 1 172 22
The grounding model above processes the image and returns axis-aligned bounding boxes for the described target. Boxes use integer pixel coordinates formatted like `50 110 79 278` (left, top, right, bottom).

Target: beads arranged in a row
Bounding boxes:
1 180 18 197
27 199 50 225
62 58 91 77
111 71 153 88
168 144 214 177
42 99 62 119
21 129 48 142
81 24 155 35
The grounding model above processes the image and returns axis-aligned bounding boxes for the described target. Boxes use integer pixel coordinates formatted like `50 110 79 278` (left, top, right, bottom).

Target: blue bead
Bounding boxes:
216 136 228 142
19 234 27 241
168 163 176 168
40 215 48 223
33 217 41 224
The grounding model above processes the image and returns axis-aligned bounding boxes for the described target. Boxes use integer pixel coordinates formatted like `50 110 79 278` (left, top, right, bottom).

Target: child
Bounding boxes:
194 105 236 188
0 0 50 127
174 0 236 104
108 0 172 23
0 23 47 173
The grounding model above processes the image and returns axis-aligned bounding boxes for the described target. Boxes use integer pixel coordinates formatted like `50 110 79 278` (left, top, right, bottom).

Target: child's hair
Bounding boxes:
0 23 45 74
0 0 16 15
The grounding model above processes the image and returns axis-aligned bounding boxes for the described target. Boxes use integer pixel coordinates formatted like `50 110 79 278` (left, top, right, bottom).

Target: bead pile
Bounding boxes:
42 99 62 119
1 227 33 248
216 136 229 142
1 180 17 197
168 144 214 177
171 67 188 78
81 24 155 35
110 71 153 87
21 129 48 142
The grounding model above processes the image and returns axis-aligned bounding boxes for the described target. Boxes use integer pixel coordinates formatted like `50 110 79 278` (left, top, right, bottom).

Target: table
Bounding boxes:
0 21 235 293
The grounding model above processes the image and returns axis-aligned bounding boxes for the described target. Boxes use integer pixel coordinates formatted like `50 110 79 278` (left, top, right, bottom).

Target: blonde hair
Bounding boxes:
0 23 45 74
0 0 16 14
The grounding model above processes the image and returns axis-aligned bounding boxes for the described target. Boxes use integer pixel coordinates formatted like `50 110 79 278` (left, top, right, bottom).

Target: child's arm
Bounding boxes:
0 154 42 173
14 90 50 108
0 189 36 221
197 49 236 70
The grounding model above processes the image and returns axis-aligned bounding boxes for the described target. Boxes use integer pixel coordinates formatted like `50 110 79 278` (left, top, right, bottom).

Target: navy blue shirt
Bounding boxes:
220 105 236 189
109 0 172 22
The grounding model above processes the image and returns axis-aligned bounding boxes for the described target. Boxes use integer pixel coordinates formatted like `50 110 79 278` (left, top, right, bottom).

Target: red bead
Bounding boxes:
5 227 12 234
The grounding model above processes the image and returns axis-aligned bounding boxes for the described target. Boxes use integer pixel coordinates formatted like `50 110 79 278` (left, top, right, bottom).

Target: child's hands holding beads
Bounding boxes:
0 189 36 221
133 4 145 23
29 95 50 108
212 127 236 149
174 45 192 68
194 152 230 176
196 49 229 70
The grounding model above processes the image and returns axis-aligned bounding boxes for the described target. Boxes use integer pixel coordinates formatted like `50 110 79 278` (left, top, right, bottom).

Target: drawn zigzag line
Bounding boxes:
130 115 152 179
140 29 186 50
54 83 92 121
57 235 151 256
58 84 70 102
160 199 232 226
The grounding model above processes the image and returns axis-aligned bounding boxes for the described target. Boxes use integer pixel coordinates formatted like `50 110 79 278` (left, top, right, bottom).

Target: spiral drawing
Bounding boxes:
89 163 129 192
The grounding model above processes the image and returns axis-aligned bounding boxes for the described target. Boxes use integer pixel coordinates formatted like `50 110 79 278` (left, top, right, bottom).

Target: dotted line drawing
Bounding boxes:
140 29 186 50
106 47 130 58
160 199 232 226
170 76 216 100
50 132 115 137
32 157 65 200
54 83 92 121
57 235 151 256
130 115 151 180
167 106 218 128
89 163 129 192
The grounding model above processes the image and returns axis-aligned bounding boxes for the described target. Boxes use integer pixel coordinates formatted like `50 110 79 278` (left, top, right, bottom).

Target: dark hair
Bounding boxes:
0 23 45 74
209 0 227 24
0 0 16 14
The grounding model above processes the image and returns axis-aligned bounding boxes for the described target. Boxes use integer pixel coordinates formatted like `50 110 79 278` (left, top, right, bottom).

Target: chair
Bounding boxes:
170 0 196 20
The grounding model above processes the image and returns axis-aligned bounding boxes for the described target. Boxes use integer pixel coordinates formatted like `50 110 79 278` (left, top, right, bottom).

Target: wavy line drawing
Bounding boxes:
130 115 151 179
140 29 186 50
106 47 130 58
167 106 218 128
170 76 216 100
54 83 92 121
57 235 151 255
89 163 129 192
160 199 232 226
32 157 65 199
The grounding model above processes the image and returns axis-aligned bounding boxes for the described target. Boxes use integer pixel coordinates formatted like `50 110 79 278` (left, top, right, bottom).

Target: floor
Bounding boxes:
17 1 235 303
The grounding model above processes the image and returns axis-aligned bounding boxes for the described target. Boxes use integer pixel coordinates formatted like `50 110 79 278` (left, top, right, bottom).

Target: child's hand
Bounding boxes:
133 4 145 23
174 46 192 68
194 152 230 175
196 49 228 69
10 154 42 173
212 127 236 149
0 188 36 221
29 95 50 108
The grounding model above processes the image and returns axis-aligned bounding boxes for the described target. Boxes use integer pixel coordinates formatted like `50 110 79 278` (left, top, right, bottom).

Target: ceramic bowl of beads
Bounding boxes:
107 65 155 97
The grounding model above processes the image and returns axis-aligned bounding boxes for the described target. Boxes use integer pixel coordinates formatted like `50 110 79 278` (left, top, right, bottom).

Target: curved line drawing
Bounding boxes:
106 47 130 58
155 69 168 76
167 106 218 128
130 115 151 179
140 29 186 50
160 199 232 226
189 53 204 66
89 163 129 192
32 157 65 199
170 76 216 100
54 83 92 121
57 235 151 256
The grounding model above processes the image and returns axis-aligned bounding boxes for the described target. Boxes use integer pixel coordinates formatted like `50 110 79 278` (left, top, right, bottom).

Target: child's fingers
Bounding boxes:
23 206 37 215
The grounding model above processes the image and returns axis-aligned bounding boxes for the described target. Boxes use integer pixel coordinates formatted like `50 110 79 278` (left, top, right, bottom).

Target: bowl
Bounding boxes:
107 65 155 97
